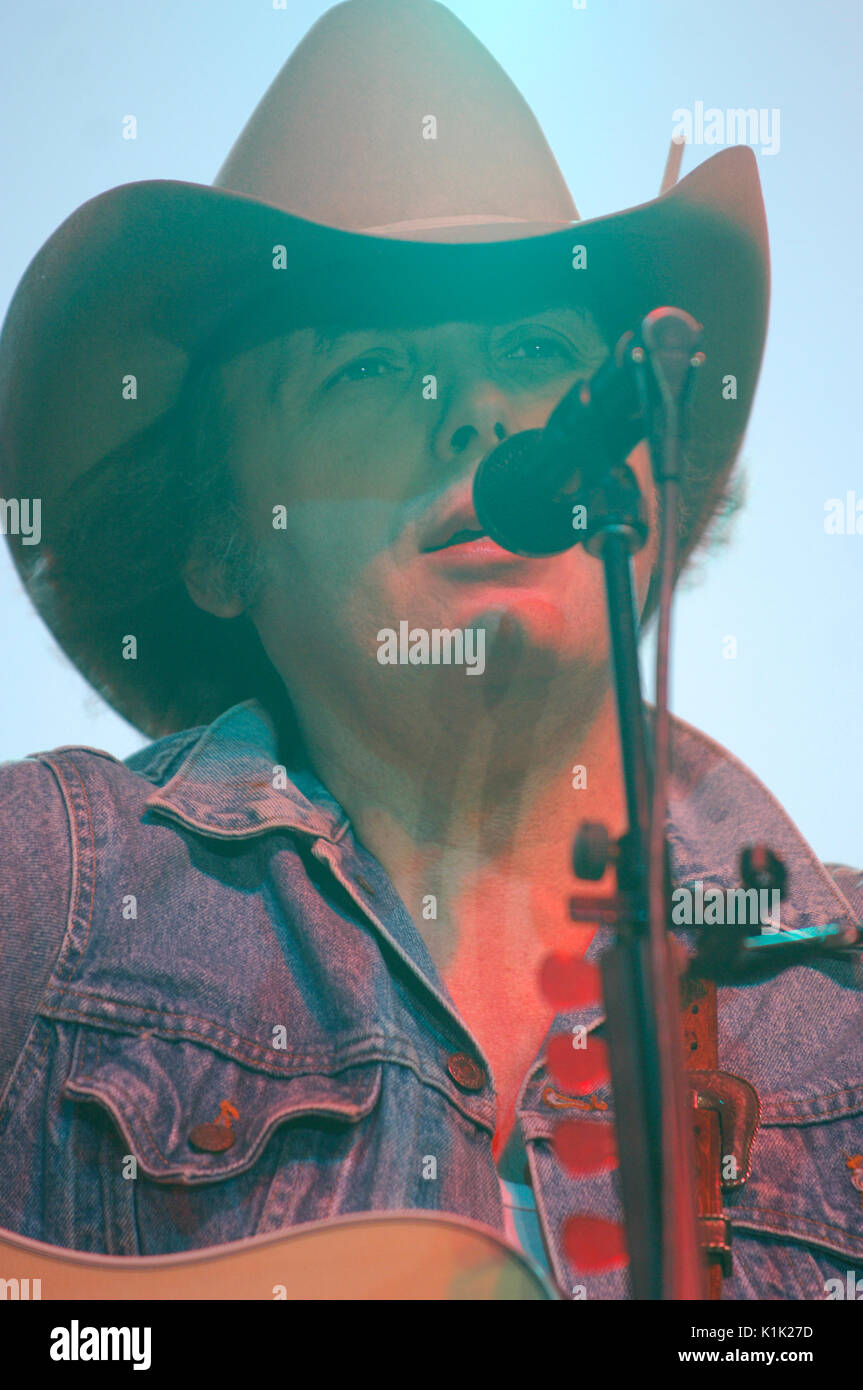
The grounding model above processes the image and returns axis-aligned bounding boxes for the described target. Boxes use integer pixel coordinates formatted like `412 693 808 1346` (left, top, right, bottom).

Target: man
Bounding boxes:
0 0 861 1300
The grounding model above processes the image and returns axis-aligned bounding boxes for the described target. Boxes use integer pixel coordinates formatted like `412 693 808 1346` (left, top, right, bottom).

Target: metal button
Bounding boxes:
189 1100 239 1153
188 1122 235 1153
447 1052 486 1091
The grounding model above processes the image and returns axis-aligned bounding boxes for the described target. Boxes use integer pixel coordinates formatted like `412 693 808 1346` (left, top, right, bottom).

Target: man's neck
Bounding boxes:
290 669 627 963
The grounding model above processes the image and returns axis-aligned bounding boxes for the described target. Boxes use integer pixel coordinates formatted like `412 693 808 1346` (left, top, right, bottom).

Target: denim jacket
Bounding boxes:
1 697 861 1300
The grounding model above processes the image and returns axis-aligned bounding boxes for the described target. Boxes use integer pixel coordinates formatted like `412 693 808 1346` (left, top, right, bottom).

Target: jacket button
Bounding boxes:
188 1122 235 1153
447 1052 486 1091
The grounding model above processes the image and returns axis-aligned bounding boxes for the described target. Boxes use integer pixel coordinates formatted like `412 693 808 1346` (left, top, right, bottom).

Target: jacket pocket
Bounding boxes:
62 1024 382 1185
725 1087 863 1268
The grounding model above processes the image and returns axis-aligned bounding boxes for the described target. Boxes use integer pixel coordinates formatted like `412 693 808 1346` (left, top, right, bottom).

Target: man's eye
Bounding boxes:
504 335 573 364
330 355 394 385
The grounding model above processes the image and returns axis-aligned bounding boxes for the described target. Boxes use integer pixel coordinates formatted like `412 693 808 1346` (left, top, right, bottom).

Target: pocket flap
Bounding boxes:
63 1026 381 1184
725 1098 863 1265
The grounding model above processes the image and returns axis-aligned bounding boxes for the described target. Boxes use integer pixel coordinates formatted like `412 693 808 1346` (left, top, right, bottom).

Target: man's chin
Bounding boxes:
368 592 607 697
463 593 606 676
480 595 567 651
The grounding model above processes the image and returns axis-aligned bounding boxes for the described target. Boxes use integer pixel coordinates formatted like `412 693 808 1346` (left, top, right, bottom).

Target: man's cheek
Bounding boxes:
262 503 398 639
270 430 415 508
263 499 385 574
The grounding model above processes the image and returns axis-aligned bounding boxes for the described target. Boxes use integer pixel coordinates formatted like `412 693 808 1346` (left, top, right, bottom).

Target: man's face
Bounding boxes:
210 305 660 736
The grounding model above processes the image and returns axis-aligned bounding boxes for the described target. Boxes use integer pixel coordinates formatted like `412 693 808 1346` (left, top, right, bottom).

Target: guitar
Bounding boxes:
0 1212 559 1300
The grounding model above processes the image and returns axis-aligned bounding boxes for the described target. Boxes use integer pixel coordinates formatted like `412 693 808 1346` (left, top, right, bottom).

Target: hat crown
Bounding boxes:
214 0 578 237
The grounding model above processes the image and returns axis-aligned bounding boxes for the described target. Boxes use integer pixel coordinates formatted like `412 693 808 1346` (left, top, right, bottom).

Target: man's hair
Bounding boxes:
36 362 266 621
24 366 281 739
178 352 270 615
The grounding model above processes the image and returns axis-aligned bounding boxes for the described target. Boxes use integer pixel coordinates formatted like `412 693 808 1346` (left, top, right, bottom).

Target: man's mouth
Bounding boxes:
432 526 489 550
420 497 487 553
423 529 532 571
418 490 534 567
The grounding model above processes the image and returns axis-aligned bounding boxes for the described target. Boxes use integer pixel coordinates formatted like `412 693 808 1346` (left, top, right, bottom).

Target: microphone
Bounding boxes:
472 331 644 557
473 312 700 557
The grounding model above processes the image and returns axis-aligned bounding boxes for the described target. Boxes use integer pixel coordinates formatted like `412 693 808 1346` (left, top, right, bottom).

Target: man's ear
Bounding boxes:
181 544 245 619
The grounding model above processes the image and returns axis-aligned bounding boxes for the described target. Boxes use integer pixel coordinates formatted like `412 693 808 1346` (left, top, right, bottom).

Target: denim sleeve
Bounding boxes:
823 862 863 925
0 757 72 1104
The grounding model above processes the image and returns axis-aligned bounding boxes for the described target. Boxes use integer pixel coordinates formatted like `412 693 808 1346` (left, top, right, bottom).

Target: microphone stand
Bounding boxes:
569 308 705 1298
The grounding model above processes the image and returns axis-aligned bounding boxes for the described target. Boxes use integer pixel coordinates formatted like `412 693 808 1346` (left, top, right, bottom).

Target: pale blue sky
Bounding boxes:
1 0 860 867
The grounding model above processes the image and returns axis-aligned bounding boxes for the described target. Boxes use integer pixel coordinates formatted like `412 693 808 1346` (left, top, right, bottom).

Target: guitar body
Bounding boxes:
0 1212 559 1300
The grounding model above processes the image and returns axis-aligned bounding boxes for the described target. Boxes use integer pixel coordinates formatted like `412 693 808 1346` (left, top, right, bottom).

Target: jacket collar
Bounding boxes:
142 697 859 940
143 699 348 842
657 706 858 940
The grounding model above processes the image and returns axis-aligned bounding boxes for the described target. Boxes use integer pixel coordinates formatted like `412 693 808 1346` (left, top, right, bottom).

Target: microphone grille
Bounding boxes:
473 430 582 557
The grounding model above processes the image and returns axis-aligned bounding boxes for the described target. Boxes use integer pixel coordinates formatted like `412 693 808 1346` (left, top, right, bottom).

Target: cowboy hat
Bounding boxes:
0 0 769 740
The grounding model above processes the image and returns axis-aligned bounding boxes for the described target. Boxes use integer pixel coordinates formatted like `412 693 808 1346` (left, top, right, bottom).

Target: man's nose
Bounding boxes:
432 383 511 469
449 416 507 457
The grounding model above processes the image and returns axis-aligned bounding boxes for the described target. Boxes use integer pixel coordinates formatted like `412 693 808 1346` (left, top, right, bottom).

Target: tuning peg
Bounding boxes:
740 844 787 895
572 821 614 881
